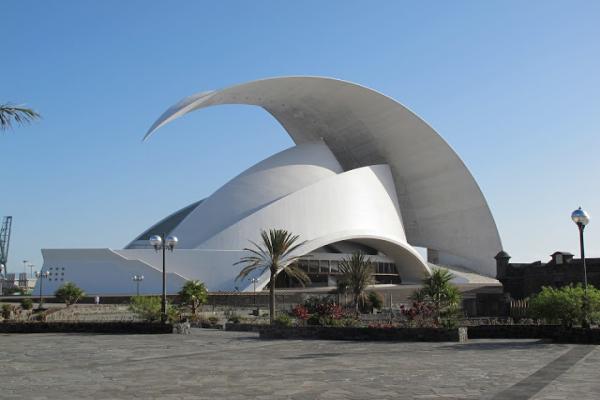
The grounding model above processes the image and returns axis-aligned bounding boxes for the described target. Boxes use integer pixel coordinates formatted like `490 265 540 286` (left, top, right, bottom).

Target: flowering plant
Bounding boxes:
292 304 309 320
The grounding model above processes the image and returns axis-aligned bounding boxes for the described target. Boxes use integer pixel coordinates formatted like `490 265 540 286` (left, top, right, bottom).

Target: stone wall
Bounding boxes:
258 326 467 342
469 324 600 344
0 322 172 334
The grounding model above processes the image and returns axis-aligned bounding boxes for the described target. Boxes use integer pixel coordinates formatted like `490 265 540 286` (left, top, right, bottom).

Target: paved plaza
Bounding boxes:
1 330 599 399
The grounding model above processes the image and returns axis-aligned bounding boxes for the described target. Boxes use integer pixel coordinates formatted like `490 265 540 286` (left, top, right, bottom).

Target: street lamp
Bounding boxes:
34 270 50 309
250 277 259 310
571 207 590 292
23 260 28 275
28 263 35 279
149 234 178 323
132 274 144 296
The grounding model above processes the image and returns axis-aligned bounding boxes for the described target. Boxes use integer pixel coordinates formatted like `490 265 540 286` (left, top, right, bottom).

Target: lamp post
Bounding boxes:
34 270 50 309
28 263 35 279
250 277 259 310
571 207 590 327
132 274 144 296
149 234 178 323
22 260 28 275
571 207 590 293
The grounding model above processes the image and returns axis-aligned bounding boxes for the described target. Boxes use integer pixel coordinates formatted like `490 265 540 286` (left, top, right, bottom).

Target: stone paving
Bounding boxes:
0 329 599 399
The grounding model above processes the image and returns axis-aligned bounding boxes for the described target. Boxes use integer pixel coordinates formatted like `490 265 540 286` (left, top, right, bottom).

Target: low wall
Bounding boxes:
259 326 468 342
470 324 600 344
225 322 265 332
0 322 173 334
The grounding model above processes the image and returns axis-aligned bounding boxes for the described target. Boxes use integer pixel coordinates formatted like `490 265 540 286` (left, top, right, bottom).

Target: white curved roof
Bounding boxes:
144 77 502 276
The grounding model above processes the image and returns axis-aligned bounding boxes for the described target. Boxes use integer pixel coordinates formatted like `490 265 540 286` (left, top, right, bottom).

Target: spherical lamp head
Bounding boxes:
149 235 163 250
166 235 178 250
571 207 590 226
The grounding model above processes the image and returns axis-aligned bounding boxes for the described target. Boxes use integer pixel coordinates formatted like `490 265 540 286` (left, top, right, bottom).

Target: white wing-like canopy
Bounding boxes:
144 77 502 277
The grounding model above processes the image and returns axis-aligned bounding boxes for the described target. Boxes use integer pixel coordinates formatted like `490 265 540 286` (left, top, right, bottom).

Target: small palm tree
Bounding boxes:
235 229 310 323
179 280 208 315
54 282 85 307
410 268 461 323
338 252 375 312
0 104 40 130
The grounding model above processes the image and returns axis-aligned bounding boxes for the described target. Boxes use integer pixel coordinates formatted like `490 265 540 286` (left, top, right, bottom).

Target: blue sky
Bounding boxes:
2 1 599 274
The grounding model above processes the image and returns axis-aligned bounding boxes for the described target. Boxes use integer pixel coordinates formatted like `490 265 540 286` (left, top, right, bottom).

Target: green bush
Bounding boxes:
208 316 219 325
529 284 600 327
367 292 384 310
228 313 241 324
54 282 85 306
129 296 163 322
20 297 34 310
2 304 13 319
274 313 292 327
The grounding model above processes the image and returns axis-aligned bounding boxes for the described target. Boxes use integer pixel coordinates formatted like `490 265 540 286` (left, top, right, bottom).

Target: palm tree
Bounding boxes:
0 104 40 130
410 268 461 323
178 280 208 315
338 252 375 312
235 229 310 323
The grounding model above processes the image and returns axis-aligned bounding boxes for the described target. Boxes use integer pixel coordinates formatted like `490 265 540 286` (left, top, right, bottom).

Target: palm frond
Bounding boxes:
234 228 310 286
0 104 41 130
279 263 310 286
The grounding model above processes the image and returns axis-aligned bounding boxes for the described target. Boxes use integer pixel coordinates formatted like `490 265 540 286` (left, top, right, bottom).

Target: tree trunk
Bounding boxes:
269 269 276 324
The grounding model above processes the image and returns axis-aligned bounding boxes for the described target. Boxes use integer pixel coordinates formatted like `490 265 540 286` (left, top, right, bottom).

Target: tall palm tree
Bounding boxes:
235 229 310 323
0 104 40 130
338 252 374 312
410 268 461 322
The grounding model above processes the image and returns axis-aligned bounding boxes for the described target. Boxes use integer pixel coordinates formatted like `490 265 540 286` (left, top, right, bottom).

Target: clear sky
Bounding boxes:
2 1 599 275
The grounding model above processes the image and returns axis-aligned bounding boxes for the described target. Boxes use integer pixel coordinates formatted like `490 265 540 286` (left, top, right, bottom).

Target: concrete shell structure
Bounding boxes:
37 77 502 295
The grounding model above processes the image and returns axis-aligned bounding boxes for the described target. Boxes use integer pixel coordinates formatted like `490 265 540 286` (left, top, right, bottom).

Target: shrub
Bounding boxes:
228 313 241 324
129 296 163 322
274 313 292 327
302 296 347 326
208 316 219 324
410 268 462 326
529 284 600 327
21 297 34 310
54 282 85 306
400 302 437 328
292 305 309 321
2 304 13 319
367 292 384 310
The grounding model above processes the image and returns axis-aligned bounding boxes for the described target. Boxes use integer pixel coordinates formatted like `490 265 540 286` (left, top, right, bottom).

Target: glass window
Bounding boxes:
319 260 329 273
330 261 339 273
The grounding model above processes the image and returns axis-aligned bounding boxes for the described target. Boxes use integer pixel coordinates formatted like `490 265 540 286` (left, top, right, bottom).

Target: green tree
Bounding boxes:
54 282 85 307
179 280 208 314
0 104 40 130
235 229 310 324
410 268 461 324
337 252 375 312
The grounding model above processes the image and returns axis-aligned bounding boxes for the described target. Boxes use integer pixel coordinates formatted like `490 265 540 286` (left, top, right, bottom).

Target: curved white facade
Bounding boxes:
38 77 502 295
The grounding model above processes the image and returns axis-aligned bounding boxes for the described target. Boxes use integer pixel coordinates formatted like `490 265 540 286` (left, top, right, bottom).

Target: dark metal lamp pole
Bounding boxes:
149 234 178 323
572 207 590 327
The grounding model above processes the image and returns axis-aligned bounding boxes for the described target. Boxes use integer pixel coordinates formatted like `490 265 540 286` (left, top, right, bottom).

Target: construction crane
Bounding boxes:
0 216 12 277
